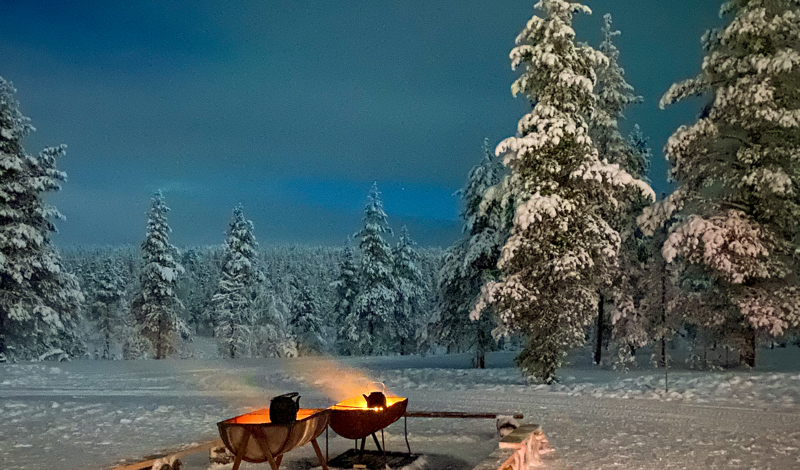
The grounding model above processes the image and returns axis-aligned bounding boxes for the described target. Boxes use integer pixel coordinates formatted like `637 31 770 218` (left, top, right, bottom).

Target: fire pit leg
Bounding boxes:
251 428 281 470
311 438 329 470
371 432 382 452
231 430 251 470
261 446 283 470
360 437 366 451
404 414 411 454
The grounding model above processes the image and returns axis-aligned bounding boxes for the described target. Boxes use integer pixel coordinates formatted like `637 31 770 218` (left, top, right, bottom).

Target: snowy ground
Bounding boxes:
2 345 800 470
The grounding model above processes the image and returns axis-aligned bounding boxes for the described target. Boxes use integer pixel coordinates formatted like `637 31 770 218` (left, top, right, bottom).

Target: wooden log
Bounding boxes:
404 411 523 419
111 439 223 470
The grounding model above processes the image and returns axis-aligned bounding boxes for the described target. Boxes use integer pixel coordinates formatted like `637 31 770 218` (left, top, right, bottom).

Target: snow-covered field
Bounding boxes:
2 346 800 470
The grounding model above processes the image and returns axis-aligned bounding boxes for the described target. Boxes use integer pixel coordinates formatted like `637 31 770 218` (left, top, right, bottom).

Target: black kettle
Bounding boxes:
363 391 387 410
270 392 300 424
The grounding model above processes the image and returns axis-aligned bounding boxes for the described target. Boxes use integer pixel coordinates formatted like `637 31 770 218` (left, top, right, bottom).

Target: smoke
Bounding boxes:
284 357 394 402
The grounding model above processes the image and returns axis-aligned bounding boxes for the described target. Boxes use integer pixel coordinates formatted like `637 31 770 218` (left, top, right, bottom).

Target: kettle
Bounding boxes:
270 392 300 424
363 391 387 409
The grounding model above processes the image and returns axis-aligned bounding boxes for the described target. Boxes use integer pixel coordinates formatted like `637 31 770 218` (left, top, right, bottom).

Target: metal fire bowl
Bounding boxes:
329 396 408 440
217 408 330 463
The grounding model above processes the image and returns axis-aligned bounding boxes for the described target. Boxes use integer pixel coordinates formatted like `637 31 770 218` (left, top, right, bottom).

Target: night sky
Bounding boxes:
0 0 723 247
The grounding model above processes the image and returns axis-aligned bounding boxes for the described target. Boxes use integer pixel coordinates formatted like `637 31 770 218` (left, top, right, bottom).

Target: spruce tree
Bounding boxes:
333 245 360 355
0 77 84 361
472 0 653 382
433 139 506 366
131 191 184 359
212 204 263 358
347 182 396 355
392 226 425 355
588 14 652 365
649 0 800 366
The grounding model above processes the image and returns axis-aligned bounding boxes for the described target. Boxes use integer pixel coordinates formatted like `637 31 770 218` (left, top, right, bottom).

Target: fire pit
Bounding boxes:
217 408 330 470
329 394 408 441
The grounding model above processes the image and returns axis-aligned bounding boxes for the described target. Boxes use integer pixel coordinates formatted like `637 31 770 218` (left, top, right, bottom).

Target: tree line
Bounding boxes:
3 0 799 381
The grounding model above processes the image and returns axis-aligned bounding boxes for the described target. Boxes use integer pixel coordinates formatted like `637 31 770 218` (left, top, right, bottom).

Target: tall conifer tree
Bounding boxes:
393 226 425 355
333 245 360 355
588 14 651 365
212 204 263 358
347 183 396 355
473 0 653 382
644 0 800 366
0 77 84 361
131 192 184 359
433 139 506 366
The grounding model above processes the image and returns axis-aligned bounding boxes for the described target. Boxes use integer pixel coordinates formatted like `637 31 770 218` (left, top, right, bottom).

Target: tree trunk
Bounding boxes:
594 294 604 365
476 329 486 369
742 325 756 367
0 311 6 358
156 318 165 359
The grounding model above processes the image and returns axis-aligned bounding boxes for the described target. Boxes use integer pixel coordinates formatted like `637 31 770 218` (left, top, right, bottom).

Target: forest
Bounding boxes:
2 0 800 387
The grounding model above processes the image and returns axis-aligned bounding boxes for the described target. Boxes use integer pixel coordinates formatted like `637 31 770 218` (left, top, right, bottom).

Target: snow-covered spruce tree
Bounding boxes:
346 182 397 355
432 139 507 367
471 0 653 383
86 259 126 359
392 226 426 355
333 245 360 355
588 13 649 366
651 0 800 366
212 204 263 358
0 77 84 361
131 191 185 359
289 280 324 355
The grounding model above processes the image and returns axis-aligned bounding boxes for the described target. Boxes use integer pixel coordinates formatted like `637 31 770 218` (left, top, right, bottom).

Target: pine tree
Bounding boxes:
333 245 360 355
472 0 653 382
212 204 263 358
347 182 396 355
289 280 324 355
650 0 800 366
392 226 425 355
588 14 652 366
131 191 184 359
0 77 84 361
432 139 506 367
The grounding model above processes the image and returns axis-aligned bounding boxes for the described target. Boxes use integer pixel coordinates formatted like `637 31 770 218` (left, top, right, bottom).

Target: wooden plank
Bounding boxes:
110 439 223 470
499 424 541 446
405 411 524 419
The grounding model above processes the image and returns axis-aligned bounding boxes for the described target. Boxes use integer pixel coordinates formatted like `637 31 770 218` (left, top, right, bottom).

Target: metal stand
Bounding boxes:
404 414 411 454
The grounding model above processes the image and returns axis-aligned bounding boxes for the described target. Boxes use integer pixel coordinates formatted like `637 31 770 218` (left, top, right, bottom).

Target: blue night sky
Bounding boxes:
0 0 723 247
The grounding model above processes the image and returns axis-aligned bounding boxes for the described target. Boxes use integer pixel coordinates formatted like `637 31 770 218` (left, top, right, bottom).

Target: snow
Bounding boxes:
2 347 800 469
